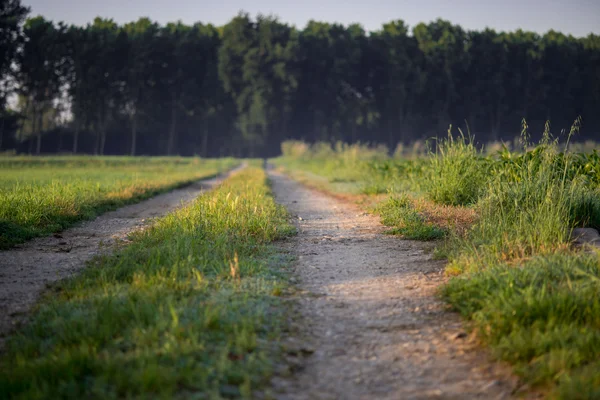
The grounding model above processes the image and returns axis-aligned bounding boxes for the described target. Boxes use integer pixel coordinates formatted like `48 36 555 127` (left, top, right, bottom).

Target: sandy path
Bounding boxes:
269 170 519 400
0 164 244 348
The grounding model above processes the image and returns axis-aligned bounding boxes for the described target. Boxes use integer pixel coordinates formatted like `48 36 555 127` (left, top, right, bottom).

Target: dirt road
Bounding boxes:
269 170 518 400
0 165 243 349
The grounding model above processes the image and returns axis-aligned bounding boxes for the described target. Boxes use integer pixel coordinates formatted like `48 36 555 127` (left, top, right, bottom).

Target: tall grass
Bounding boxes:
376 195 446 240
441 120 600 397
422 127 489 206
447 119 599 273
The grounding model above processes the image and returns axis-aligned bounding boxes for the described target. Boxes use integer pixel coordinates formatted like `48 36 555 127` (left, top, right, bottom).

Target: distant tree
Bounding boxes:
123 18 160 156
86 18 127 155
219 13 299 156
16 16 67 154
369 20 418 145
463 29 507 139
413 20 469 134
0 0 29 109
159 22 222 155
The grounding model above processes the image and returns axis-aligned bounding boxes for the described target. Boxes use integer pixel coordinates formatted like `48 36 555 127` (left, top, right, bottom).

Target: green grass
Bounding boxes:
377 195 446 240
436 122 600 396
0 167 296 399
422 129 489 206
446 121 600 274
442 251 600 399
275 140 396 195
0 156 237 249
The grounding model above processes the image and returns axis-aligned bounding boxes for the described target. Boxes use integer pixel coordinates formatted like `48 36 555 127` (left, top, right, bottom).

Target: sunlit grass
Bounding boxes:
0 156 238 248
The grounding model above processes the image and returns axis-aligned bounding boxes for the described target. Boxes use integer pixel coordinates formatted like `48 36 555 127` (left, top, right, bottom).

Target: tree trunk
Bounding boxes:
130 114 137 156
72 123 79 154
167 96 177 155
201 125 209 157
57 131 63 153
96 108 107 155
0 116 4 151
466 112 476 136
94 132 100 155
94 117 101 155
35 111 42 155
491 103 502 142
398 110 407 145
100 128 106 155
28 109 35 155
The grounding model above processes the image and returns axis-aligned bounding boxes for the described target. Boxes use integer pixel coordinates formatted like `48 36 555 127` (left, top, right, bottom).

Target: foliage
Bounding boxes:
0 167 296 398
0 0 28 107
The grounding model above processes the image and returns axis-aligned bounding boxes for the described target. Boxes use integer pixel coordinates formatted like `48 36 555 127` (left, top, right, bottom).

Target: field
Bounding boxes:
0 156 237 249
1 139 600 398
274 128 600 398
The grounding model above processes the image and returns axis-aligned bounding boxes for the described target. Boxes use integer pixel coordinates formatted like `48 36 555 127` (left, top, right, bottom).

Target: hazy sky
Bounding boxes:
23 0 600 37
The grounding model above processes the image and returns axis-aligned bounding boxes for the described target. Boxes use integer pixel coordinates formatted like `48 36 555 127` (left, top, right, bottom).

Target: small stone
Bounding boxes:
451 331 468 340
481 380 500 391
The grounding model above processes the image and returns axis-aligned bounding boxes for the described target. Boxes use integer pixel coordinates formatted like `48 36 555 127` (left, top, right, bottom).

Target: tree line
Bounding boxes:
0 0 599 157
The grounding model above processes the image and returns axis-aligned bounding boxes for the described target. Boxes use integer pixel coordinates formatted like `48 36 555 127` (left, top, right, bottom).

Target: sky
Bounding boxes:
22 0 600 37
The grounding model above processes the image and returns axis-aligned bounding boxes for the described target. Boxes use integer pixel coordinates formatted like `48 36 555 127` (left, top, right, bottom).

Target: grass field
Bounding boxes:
0 167 296 399
0 156 237 249
275 129 600 398
2 136 599 398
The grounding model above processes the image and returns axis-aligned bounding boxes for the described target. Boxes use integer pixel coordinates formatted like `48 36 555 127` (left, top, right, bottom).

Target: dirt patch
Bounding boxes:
269 170 524 400
0 165 244 349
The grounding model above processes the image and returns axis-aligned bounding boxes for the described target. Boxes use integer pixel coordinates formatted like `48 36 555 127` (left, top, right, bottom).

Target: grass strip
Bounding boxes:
0 167 296 399
377 195 446 240
442 251 600 399
0 157 237 249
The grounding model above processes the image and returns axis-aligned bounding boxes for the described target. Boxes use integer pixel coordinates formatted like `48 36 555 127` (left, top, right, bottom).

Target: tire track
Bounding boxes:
269 169 520 400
